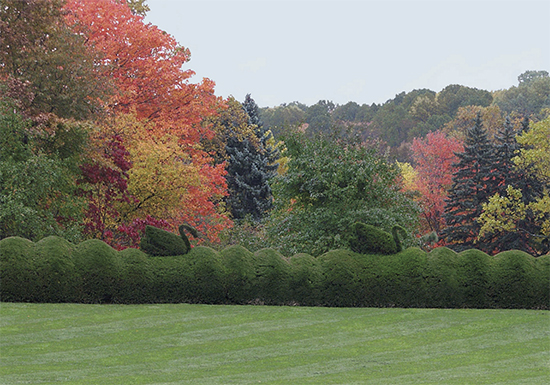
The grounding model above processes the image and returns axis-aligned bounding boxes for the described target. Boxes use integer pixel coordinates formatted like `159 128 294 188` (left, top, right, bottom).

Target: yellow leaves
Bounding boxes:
513 116 550 182
396 161 418 191
529 193 550 236
478 186 525 238
478 186 550 239
105 113 203 223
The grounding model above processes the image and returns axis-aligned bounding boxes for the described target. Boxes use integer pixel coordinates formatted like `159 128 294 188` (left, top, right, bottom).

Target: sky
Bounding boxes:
144 0 550 108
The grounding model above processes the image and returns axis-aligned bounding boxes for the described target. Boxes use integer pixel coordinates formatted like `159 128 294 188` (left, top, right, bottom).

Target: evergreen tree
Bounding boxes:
442 113 498 251
479 116 545 253
225 95 278 221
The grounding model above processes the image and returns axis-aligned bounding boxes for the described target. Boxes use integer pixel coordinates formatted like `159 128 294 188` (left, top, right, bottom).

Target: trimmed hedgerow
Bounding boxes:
0 236 36 302
424 247 461 308
72 239 124 303
455 249 492 309
490 250 539 309
318 249 362 307
118 247 154 304
288 253 322 306
0 235 547 309
185 246 225 304
253 248 291 305
219 245 256 304
379 247 428 308
32 236 80 303
534 254 550 309
147 256 193 303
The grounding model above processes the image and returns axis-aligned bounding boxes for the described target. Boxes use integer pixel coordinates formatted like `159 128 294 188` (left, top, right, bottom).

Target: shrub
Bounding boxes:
32 236 80 303
348 223 399 255
0 237 37 302
219 245 256 304
72 239 124 303
288 253 321 306
374 248 428 307
455 249 493 308
490 250 539 309
253 248 291 305
147 256 193 303
118 247 154 303
425 247 461 308
318 249 361 307
534 254 550 309
140 225 188 256
186 246 226 304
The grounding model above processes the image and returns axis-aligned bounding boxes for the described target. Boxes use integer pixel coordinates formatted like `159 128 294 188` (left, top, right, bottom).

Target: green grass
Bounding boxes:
1 303 548 384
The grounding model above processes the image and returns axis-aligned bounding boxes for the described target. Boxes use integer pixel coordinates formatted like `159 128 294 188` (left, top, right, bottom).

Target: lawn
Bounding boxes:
0 303 548 384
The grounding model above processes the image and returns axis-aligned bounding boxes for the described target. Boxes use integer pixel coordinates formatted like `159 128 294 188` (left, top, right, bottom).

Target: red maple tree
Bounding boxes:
64 0 231 243
410 131 464 234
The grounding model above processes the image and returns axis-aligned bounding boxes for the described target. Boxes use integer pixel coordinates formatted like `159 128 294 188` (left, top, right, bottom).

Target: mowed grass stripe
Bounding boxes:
0 303 548 384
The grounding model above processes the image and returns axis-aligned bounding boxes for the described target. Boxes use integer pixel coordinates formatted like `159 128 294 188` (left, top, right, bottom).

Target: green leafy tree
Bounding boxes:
267 131 419 256
493 71 550 118
305 100 336 136
436 84 493 117
0 102 87 241
258 102 306 138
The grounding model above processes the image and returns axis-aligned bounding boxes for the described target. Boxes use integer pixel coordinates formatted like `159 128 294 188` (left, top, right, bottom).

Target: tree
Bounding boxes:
267 131 419 256
441 114 498 251
0 102 87 241
77 132 134 242
441 105 515 142
305 100 336 136
410 131 463 234
476 116 544 254
64 0 231 240
493 71 550 118
436 84 493 117
0 0 108 120
224 95 278 221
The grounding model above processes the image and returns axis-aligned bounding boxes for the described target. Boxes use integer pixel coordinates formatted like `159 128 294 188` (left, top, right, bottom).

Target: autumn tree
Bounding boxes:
410 131 463 234
0 0 108 120
64 0 231 241
478 116 550 255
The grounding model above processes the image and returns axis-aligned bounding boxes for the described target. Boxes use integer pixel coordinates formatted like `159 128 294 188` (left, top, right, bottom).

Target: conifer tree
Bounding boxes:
225 95 278 221
479 116 545 253
442 113 498 251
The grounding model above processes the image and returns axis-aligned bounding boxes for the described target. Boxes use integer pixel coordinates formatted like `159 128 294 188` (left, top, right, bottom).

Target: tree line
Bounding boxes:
1 0 548 257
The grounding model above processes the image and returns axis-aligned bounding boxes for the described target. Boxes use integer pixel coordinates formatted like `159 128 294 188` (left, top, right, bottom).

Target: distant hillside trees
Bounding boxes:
259 72 547 163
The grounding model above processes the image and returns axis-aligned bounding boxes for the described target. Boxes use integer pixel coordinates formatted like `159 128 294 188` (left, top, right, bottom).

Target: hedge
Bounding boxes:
1 236 548 309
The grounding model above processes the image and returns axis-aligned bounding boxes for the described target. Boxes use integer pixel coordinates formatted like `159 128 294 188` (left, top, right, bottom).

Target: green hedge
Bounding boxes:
1 236 548 309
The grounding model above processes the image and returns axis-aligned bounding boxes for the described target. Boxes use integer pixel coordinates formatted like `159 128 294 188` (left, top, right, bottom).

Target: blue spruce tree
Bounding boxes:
225 95 278 220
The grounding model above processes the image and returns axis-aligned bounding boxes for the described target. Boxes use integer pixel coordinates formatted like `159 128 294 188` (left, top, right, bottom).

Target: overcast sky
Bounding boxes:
145 0 550 108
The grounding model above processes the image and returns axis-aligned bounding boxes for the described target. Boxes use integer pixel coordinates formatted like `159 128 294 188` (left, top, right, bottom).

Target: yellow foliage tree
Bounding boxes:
478 116 550 254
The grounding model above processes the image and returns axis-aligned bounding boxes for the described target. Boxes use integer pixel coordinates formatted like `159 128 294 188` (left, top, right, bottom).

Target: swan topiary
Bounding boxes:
140 224 199 256
348 222 407 255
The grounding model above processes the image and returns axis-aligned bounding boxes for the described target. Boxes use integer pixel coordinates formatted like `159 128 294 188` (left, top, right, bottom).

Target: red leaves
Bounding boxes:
410 131 464 233
64 0 231 243
78 134 134 240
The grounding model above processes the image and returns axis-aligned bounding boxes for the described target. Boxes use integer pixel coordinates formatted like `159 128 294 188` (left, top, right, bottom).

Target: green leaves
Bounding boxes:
267 131 419 256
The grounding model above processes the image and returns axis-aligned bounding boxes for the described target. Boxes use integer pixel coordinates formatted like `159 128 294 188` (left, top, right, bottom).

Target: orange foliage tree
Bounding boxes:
64 0 231 242
410 131 464 235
